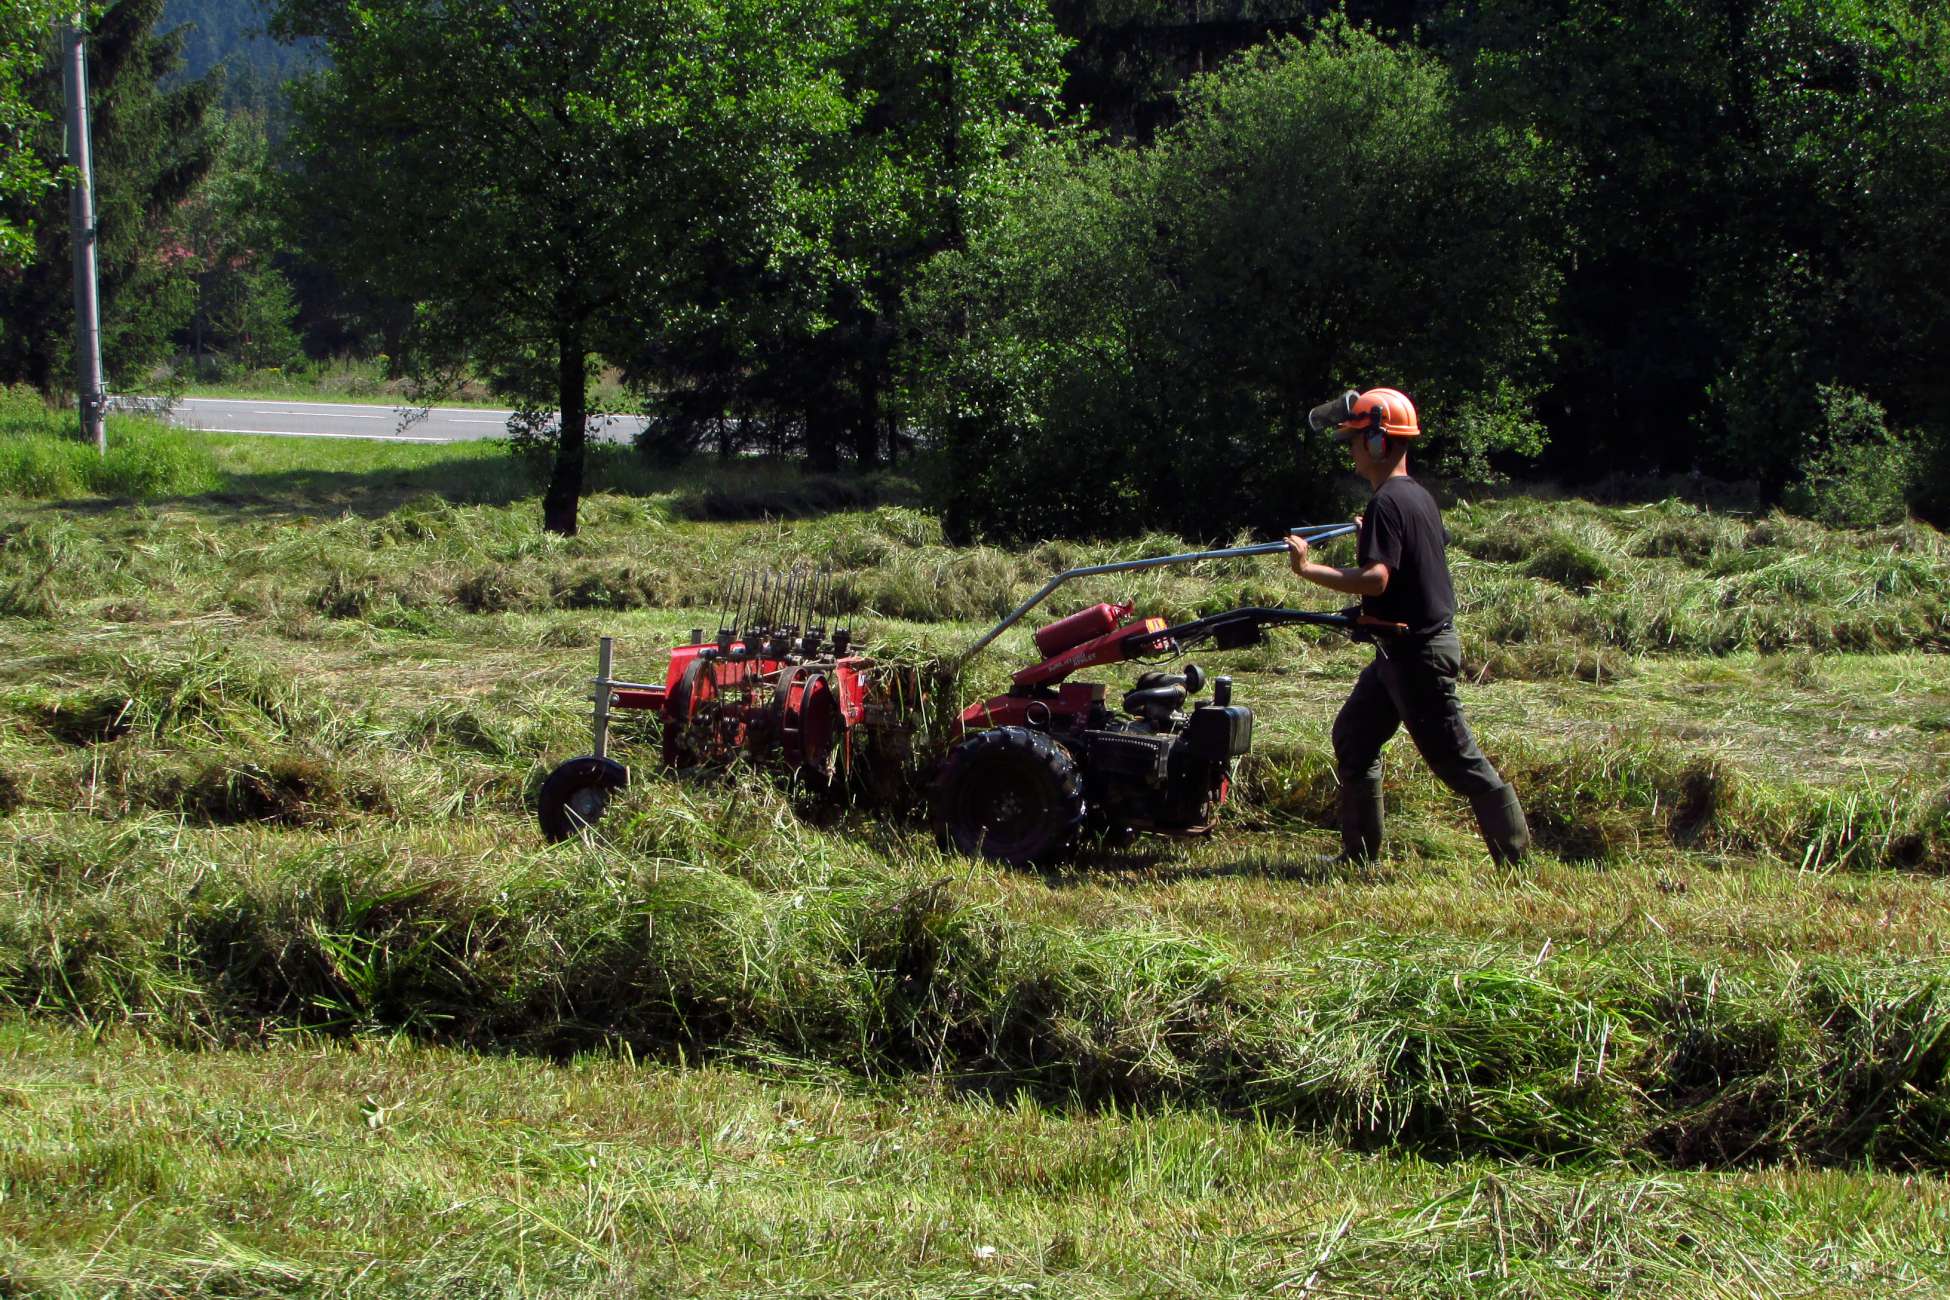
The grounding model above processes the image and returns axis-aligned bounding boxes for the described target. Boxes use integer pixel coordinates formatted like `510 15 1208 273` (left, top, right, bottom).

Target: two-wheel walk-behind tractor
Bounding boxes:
536 524 1404 863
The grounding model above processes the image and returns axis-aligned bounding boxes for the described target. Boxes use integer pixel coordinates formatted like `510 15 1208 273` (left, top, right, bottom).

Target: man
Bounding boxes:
1283 387 1531 865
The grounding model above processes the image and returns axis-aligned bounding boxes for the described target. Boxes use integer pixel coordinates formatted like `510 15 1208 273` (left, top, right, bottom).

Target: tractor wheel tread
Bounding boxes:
931 726 1084 867
538 755 629 843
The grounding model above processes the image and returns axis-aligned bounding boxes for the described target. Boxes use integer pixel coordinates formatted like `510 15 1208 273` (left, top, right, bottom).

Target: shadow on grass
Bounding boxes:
1039 832 1368 887
38 443 921 524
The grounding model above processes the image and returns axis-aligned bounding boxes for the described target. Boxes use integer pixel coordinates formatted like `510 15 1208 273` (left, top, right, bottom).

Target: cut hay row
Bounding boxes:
4 811 1947 1171
4 488 1947 660
7 1016 1944 1296
2 634 1942 873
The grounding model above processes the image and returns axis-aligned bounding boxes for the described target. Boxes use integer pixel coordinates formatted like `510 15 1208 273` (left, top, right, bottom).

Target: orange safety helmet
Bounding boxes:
1335 387 1421 440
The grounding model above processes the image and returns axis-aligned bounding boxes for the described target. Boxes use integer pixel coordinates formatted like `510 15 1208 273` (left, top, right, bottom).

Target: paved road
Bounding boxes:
147 396 649 444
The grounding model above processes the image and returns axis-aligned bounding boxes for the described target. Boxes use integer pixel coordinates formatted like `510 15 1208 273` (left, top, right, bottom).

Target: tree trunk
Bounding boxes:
805 401 840 473
853 364 881 468
543 324 587 536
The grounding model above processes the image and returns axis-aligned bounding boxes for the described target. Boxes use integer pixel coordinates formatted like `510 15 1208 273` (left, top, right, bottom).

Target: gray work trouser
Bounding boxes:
1331 627 1505 797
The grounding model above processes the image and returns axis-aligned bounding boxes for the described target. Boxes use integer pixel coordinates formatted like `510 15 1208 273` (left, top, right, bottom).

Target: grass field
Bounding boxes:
3 414 1948 1295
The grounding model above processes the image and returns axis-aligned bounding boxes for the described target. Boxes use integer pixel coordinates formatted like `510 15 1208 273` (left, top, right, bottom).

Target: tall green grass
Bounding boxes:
5 453 1950 1183
3 419 1944 660
1237 735 1950 872
0 388 220 499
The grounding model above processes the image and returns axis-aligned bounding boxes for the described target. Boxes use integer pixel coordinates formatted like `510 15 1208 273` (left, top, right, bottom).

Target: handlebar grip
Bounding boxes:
1307 391 1360 432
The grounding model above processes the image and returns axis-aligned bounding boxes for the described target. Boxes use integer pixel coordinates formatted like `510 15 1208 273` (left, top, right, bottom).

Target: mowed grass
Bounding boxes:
3 415 1950 1293
4 1016 1945 1298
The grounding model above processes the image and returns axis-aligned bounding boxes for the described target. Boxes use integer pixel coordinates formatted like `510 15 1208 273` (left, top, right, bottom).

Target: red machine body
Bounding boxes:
1033 601 1131 658
541 530 1371 859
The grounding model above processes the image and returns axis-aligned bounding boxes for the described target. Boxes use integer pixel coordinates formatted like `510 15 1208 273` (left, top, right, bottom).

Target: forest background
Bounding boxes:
0 0 1945 538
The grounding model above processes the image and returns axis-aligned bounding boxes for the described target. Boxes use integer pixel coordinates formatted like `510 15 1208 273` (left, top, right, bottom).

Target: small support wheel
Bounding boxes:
538 755 630 842
931 726 1085 867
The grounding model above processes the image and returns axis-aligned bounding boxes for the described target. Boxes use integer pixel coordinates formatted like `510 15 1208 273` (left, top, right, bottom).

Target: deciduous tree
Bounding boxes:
1 0 63 267
908 22 1565 540
274 0 853 534
630 0 1066 474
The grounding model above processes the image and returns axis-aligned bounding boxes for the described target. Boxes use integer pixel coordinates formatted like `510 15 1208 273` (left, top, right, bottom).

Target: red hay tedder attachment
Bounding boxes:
539 524 1403 864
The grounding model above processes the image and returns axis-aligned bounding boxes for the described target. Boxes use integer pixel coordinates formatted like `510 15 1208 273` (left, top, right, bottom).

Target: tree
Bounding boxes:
0 0 216 390
169 107 299 375
275 0 854 535
628 0 1067 473
907 22 1565 540
1 0 63 267
1444 0 1950 506
1048 0 1453 139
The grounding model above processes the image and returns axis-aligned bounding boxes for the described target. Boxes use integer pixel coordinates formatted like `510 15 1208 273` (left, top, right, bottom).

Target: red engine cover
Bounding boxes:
1034 601 1132 658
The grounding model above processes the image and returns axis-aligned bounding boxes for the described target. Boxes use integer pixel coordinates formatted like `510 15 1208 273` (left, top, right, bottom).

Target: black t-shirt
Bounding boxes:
1357 476 1455 635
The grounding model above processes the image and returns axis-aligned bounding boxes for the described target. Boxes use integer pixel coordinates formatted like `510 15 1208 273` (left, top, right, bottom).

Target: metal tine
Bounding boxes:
793 565 810 635
781 566 798 637
730 571 749 636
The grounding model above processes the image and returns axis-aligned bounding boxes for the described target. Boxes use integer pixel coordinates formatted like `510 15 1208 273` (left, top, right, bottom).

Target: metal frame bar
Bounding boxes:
1141 606 1356 650
592 636 615 759
956 523 1357 667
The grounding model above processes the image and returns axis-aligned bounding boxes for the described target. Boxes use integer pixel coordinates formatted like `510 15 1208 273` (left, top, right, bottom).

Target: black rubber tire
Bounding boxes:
932 726 1085 867
538 756 629 842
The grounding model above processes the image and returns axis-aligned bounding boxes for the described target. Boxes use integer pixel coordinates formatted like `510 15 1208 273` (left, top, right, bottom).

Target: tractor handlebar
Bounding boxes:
1127 605 1400 657
955 524 1360 669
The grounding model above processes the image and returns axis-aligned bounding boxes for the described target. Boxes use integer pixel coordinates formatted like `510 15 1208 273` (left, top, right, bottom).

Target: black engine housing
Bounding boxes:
1078 701 1253 832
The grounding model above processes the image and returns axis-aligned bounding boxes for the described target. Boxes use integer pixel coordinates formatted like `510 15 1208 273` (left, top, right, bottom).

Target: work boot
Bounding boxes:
1331 776 1384 865
1471 783 1532 866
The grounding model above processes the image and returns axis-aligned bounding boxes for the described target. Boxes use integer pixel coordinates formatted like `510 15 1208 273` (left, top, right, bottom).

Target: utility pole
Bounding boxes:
61 13 105 455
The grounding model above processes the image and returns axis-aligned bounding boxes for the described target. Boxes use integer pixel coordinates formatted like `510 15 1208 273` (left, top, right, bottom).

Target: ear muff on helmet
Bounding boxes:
1365 430 1387 457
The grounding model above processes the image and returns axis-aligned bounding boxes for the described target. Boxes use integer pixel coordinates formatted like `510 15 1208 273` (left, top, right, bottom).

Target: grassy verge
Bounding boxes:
4 1015 1945 1297
161 356 633 409
0 390 221 499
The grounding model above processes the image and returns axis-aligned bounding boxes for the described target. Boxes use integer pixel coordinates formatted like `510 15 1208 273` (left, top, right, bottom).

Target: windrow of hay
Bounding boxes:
1235 736 1950 872
5 489 1945 658
3 811 1946 1170
1 635 1941 869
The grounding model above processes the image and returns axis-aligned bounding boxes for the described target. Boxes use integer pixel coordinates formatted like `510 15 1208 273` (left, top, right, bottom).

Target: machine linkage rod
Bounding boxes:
955 523 1357 669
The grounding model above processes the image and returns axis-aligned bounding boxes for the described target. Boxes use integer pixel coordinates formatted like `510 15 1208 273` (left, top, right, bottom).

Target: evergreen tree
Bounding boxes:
0 0 217 391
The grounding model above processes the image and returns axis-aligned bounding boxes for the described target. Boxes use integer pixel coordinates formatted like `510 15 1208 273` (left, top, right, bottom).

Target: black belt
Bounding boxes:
1371 619 1453 656
1380 618 1453 641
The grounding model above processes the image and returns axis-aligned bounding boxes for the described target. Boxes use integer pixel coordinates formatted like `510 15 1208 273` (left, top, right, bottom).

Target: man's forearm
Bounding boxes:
1298 563 1386 597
